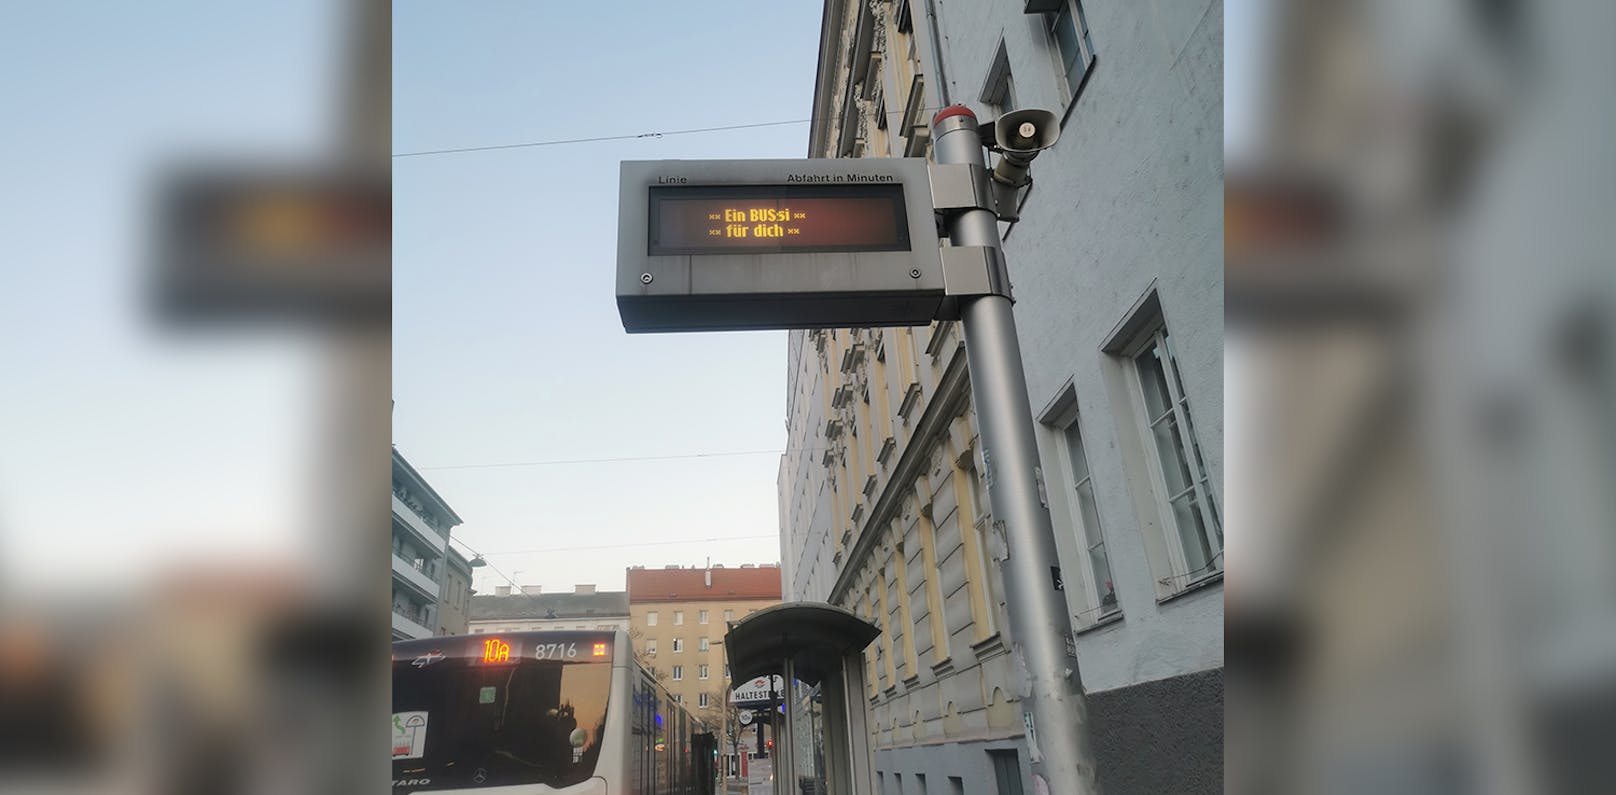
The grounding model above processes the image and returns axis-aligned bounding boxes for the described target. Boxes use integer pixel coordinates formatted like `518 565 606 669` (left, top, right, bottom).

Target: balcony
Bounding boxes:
393 494 448 552
392 609 433 640
392 552 442 599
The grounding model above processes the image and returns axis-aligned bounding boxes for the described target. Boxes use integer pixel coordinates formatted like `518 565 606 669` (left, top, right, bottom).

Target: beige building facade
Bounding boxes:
625 565 782 727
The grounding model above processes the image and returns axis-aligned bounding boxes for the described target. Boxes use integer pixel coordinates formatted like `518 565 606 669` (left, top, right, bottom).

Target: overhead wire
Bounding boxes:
418 448 824 471
394 119 811 158
393 106 943 159
478 534 779 557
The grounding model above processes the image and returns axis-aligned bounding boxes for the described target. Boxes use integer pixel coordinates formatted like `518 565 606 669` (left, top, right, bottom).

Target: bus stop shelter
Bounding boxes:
724 602 881 795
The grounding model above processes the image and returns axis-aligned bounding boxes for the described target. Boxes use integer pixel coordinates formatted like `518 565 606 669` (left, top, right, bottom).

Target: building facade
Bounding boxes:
434 547 476 636
468 587 631 635
391 447 464 640
626 565 782 726
780 1 1223 792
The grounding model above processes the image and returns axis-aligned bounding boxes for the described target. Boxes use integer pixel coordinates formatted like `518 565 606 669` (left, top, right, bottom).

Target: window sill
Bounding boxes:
930 657 955 677
1156 570 1223 606
971 633 1006 662
1072 611 1123 637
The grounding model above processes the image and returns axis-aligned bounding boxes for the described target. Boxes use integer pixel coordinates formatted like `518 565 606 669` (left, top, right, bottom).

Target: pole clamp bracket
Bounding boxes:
935 245 1012 319
928 163 995 217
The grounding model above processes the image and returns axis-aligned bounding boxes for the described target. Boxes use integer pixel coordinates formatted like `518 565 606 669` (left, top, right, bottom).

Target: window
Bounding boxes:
989 750 1024 795
699 664 709 680
673 611 684 625
723 609 734 622
698 610 709 624
1046 1 1095 102
980 40 1016 117
1055 408 1120 623
698 693 710 708
699 637 709 652
646 639 657 655
672 665 684 681
472 628 484 634
648 611 658 626
672 638 684 653
1119 313 1222 591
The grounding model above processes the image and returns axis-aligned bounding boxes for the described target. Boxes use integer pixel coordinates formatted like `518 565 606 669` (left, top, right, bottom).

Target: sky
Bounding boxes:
393 3 826 596
0 0 1267 598
0 2 336 591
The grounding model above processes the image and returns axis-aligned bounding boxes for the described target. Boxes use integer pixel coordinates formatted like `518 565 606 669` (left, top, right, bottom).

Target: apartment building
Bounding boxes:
468 586 631 634
434 546 476 636
626 565 782 728
391 447 464 640
779 1 1223 792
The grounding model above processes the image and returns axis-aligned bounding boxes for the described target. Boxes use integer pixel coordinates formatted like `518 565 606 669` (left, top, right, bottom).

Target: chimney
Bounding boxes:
575 584 596 594
522 585 543 595
494 585 511 596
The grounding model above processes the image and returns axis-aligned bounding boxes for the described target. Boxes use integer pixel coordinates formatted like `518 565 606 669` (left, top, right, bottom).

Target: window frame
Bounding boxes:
699 637 709 652
1118 319 1222 594
647 611 658 626
1041 390 1122 626
978 39 1016 117
672 638 684 653
673 611 684 626
960 456 1001 639
672 665 683 681
646 639 657 655
1043 0 1096 113
699 664 709 680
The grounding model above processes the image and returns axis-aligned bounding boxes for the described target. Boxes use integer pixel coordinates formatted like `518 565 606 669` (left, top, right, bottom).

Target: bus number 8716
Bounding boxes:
533 642 577 660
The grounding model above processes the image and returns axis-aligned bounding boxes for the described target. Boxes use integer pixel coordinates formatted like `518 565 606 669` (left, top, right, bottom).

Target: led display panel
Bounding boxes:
647 185 909 255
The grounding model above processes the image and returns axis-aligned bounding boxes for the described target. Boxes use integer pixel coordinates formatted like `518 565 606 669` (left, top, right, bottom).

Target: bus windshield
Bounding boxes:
393 644 612 792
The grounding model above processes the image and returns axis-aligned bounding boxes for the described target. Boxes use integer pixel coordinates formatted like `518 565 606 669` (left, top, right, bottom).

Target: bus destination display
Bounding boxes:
648 184 909 256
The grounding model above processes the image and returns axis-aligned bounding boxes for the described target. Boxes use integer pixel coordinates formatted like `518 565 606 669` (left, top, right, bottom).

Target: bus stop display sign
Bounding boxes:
618 159 943 333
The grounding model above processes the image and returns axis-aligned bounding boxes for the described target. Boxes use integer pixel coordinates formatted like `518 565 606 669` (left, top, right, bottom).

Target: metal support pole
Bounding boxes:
780 660 797 795
930 105 1101 795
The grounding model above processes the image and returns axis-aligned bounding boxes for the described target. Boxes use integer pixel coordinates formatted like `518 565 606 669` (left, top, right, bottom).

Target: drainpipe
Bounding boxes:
921 0 951 106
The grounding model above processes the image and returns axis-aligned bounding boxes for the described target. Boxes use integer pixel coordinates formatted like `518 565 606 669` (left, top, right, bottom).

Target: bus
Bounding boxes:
393 630 715 795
